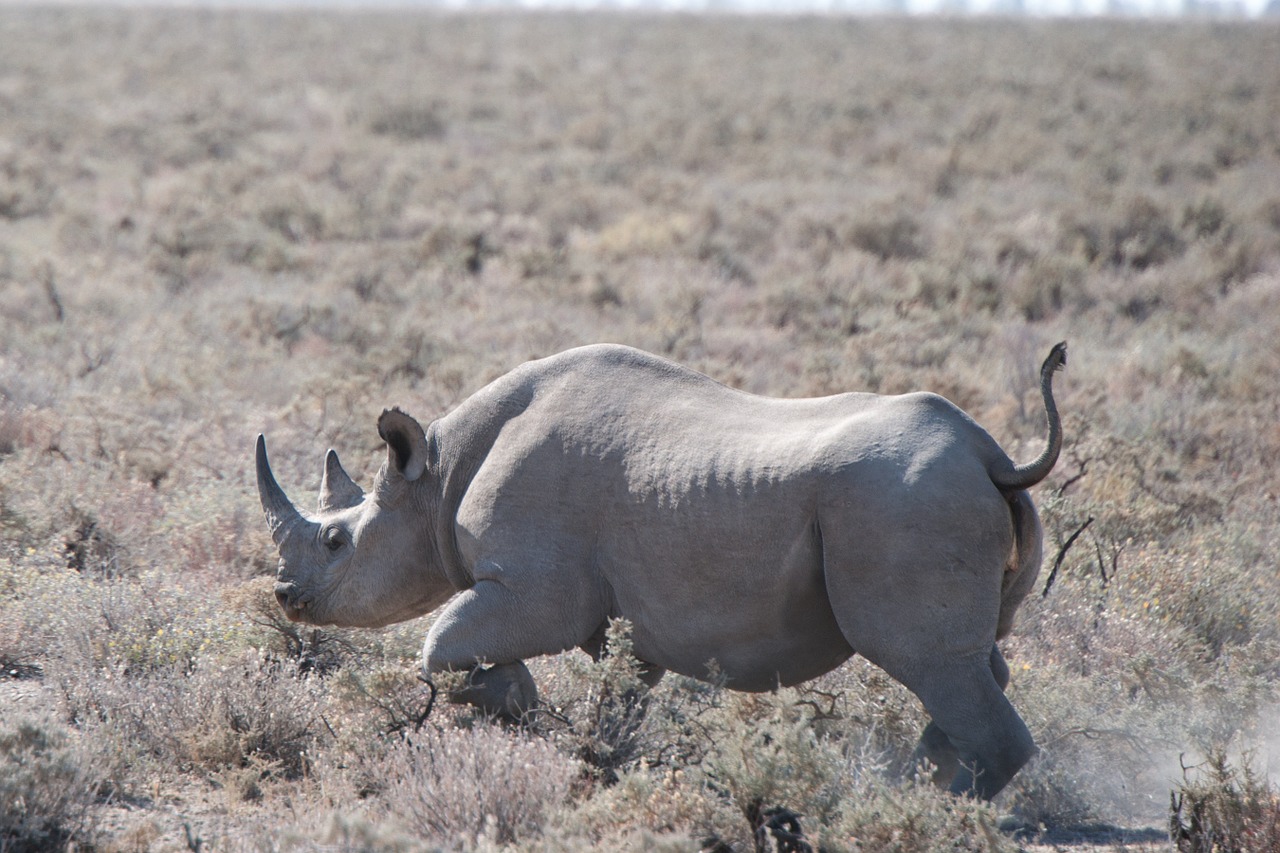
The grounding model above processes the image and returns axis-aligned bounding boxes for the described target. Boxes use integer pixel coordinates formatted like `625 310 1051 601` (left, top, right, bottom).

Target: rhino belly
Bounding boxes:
600 514 855 691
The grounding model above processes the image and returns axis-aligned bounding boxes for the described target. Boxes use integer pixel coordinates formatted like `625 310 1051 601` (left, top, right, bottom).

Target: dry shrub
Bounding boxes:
590 211 701 261
1123 542 1279 667
377 724 580 848
330 663 438 738
557 766 737 849
688 684 1014 852
60 649 325 780
0 631 40 681
0 402 57 458
33 570 226 679
530 620 732 791
801 658 930 781
1171 752 1280 853
849 214 927 262
549 619 653 782
367 102 448 142
828 777 1017 853
1007 594 1197 826
1005 486 1280 830
700 691 849 831
61 505 126 577
274 812 428 853
1108 197 1186 271
25 563 328 781
539 641 979 849
223 577 359 676
0 718 105 853
1009 254 1090 322
0 559 44 678
158 474 274 580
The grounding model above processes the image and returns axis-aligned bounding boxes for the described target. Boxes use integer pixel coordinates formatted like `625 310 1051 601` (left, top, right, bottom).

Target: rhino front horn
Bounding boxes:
256 435 305 547
319 449 364 512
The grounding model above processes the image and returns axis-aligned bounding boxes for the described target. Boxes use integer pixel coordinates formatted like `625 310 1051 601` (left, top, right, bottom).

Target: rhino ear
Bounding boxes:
319 449 365 512
377 408 430 482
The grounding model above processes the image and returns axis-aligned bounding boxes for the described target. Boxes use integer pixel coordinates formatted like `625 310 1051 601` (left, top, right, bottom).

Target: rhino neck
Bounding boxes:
422 419 475 592
424 378 538 593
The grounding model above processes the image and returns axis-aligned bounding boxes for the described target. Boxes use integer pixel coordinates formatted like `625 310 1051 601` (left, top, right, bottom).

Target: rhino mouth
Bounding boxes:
274 582 310 623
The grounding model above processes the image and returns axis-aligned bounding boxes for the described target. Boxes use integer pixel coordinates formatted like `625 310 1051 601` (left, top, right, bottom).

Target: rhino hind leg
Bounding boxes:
820 482 1034 798
907 656 1036 800
913 645 1012 790
915 720 961 789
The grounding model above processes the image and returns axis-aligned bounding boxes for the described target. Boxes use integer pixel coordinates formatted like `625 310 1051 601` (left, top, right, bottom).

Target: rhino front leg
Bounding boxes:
423 575 601 721
445 661 538 721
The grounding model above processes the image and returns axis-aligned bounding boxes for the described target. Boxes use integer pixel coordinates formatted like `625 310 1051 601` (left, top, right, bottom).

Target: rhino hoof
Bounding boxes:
449 662 538 722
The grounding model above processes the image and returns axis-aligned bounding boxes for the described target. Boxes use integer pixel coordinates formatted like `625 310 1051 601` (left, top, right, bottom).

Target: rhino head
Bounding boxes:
256 409 452 628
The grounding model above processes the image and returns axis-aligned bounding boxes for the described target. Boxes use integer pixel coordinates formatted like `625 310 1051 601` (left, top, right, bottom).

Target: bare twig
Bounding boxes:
1042 516 1094 598
1038 725 1147 751
39 261 64 323
793 687 843 722
1056 455 1089 497
412 674 438 732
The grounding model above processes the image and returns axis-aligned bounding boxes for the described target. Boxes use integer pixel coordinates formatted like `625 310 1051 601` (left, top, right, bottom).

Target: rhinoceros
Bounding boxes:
257 341 1066 798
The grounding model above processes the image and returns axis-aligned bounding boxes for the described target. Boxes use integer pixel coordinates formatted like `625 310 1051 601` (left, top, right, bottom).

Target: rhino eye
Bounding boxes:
322 527 346 552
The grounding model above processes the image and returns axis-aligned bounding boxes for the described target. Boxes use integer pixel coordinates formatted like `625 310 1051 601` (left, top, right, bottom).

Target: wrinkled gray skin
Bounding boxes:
258 342 1066 799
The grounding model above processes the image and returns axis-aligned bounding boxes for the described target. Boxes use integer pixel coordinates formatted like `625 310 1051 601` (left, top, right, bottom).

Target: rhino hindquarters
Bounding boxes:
819 469 1027 798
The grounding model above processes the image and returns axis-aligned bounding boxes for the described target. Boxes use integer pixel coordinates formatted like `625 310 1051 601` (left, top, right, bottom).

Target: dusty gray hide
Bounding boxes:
257 342 1067 799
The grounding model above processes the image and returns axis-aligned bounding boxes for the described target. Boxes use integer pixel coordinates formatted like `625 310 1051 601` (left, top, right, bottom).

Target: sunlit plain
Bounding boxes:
1 8 1279 850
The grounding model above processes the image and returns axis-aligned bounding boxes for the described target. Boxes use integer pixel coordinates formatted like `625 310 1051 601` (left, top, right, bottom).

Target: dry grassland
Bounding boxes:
2 7 1279 851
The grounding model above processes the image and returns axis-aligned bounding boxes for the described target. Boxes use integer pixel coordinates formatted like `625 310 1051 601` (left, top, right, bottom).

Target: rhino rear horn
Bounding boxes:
256 435 305 546
378 408 430 482
319 449 365 512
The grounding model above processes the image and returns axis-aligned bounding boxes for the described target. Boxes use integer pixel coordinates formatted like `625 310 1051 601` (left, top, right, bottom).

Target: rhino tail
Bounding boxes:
990 341 1066 492
996 489 1043 641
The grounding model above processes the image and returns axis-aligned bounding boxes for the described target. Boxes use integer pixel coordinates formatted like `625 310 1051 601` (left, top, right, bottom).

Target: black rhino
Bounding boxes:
257 342 1066 798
